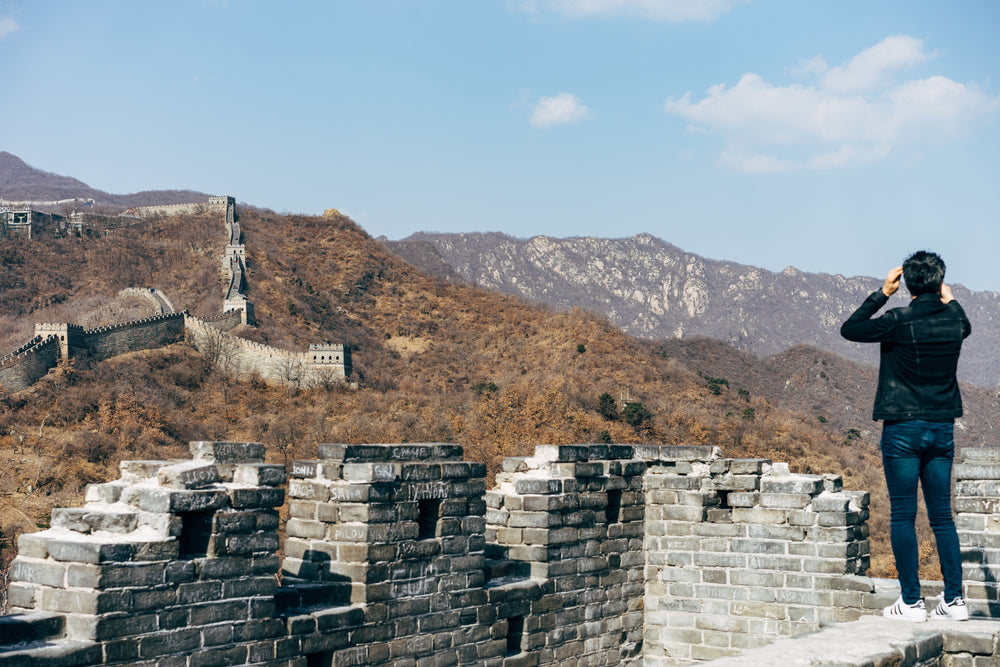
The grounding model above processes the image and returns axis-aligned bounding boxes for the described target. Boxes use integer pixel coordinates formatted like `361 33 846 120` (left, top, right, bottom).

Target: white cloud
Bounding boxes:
520 0 740 22
789 55 829 80
531 93 591 127
665 36 1000 173
821 35 932 93
0 17 19 39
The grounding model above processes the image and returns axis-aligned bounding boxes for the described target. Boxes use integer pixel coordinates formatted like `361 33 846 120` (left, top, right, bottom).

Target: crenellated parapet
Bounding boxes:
1 315 185 387
184 315 349 385
0 335 60 390
3 442 1000 665
0 335 49 367
640 448 872 663
130 197 231 219
3 441 285 665
80 311 183 337
34 323 85 359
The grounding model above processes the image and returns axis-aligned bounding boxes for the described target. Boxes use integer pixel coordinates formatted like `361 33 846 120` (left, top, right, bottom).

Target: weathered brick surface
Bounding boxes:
6 442 1000 666
644 453 873 664
954 447 1000 619
3 441 285 665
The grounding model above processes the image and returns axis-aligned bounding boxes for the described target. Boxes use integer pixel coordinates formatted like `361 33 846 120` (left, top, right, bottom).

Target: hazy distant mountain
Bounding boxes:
0 151 211 210
387 232 1000 388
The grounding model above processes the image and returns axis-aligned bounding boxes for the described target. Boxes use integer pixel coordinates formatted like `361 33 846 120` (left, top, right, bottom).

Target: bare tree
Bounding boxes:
198 326 239 371
277 356 302 391
308 367 344 392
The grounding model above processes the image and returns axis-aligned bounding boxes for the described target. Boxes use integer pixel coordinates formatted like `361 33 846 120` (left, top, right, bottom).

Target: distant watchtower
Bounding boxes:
208 195 235 208
308 343 351 378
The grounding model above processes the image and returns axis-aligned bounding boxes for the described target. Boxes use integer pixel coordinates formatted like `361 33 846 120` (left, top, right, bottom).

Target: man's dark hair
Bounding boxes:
903 250 946 295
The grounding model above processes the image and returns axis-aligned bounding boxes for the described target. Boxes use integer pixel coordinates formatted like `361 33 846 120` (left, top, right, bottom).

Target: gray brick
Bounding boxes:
290 460 318 478
760 475 824 495
229 487 285 509
122 486 229 513
44 538 136 564
65 561 166 588
157 460 221 489
288 479 331 501
234 463 287 486
811 493 851 512
756 492 809 509
190 441 266 463
139 628 201 658
10 558 66 588
51 507 139 534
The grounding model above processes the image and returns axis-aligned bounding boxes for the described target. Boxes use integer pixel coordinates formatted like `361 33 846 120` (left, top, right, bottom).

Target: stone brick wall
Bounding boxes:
486 444 647 665
954 447 1000 618
130 200 228 218
197 309 245 332
4 441 285 665
283 443 494 665
81 313 186 364
1 315 181 390
0 335 60 391
184 315 348 386
4 443 1000 666
642 447 873 663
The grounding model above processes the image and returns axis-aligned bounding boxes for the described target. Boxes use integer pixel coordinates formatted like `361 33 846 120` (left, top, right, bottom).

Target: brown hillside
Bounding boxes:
0 208 960 585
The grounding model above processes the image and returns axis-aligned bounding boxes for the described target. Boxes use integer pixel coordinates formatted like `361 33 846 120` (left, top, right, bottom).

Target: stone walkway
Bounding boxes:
701 615 1000 666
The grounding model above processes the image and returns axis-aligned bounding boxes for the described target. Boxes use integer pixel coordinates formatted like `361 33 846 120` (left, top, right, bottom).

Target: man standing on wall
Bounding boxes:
841 251 971 622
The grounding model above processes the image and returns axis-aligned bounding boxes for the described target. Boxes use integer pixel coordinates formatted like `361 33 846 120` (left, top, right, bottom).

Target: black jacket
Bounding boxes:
840 290 971 421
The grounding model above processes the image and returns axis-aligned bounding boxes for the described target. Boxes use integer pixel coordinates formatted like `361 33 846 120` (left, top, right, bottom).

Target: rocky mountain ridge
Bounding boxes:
387 232 1000 387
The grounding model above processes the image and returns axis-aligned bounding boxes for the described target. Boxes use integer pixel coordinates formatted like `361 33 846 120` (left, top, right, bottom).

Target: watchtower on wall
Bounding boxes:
209 195 236 208
33 323 84 359
1 209 33 237
225 244 246 263
308 344 351 379
223 296 255 326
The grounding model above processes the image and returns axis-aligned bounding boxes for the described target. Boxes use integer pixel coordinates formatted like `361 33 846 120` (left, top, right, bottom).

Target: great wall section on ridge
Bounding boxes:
2 441 1000 666
0 197 145 239
0 196 351 392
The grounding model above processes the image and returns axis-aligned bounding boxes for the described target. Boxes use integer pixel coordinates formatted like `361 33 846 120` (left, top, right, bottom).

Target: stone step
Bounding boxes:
0 612 64 647
0 639 101 665
701 616 1000 667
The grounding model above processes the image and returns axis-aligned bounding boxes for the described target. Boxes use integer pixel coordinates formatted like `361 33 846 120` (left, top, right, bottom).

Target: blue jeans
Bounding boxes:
881 420 963 604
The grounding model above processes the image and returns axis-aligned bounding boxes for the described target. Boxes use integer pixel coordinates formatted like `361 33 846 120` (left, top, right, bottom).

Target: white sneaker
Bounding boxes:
883 596 927 622
931 595 969 621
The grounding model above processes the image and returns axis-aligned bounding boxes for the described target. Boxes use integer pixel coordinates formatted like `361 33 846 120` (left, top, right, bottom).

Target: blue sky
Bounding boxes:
2 1 999 291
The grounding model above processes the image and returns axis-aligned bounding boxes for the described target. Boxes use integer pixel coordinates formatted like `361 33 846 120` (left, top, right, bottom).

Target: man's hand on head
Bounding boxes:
941 284 954 304
882 267 903 297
